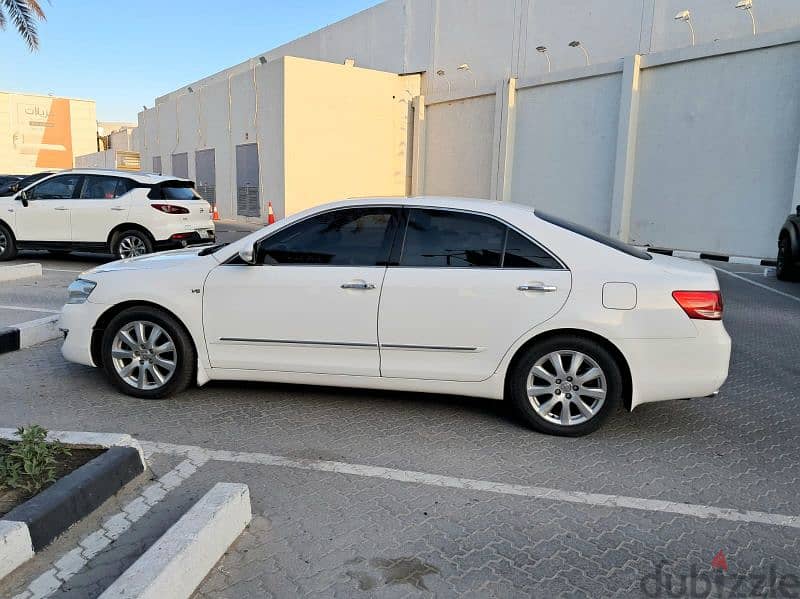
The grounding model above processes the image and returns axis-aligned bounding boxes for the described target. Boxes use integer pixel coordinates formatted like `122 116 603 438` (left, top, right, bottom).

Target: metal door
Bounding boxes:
235 143 260 218
171 153 188 178
195 149 216 206
152 156 162 175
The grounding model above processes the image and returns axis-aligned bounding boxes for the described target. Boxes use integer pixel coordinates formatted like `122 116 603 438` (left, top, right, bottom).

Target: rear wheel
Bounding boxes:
112 230 153 260
101 307 195 399
508 336 622 436
0 223 17 261
776 236 799 281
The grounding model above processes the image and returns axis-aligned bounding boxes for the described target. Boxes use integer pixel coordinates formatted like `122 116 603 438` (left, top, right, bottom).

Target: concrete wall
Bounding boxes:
283 58 419 215
417 29 800 259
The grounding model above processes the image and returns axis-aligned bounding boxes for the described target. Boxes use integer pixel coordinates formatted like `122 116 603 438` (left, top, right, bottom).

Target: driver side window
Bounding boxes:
28 175 82 200
256 207 401 266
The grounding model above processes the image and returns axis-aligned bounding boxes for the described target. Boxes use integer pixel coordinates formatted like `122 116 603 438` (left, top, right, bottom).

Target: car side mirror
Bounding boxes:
238 243 257 265
18 190 29 207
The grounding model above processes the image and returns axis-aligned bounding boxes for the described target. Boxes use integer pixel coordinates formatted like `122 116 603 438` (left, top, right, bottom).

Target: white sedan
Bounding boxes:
60 197 731 436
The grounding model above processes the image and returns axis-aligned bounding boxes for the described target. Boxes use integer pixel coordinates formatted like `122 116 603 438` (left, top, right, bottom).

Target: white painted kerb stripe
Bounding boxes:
0 521 34 579
99 483 251 599
142 441 800 530
713 266 800 305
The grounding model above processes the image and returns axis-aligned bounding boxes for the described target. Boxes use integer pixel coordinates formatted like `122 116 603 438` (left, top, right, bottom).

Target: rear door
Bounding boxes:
70 175 134 243
14 174 80 242
378 208 572 382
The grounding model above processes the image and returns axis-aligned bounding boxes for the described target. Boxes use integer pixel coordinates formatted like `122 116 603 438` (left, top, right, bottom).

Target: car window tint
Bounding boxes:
81 176 131 199
400 209 505 268
257 208 399 266
503 230 561 269
29 175 81 200
161 185 200 200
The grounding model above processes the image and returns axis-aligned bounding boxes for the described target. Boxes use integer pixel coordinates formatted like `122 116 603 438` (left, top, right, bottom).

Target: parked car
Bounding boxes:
0 172 52 197
777 204 800 281
0 175 22 189
60 197 731 436
0 169 215 261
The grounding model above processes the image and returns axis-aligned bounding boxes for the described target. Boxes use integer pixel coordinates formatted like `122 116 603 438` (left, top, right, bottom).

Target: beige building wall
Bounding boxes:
283 57 420 216
0 92 97 174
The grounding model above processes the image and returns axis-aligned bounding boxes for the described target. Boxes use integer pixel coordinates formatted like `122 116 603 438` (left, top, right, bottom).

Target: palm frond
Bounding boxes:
0 0 49 51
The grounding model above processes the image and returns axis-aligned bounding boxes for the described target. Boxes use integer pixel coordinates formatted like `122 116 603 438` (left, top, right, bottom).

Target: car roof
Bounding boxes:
50 169 191 185
316 195 537 219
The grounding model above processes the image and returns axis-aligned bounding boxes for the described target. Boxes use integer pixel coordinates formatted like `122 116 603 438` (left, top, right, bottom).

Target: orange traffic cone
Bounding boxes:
212 205 220 221
267 201 276 225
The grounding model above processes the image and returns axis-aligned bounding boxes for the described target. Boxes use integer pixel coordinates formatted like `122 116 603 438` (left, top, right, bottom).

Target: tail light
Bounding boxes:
151 204 189 214
672 290 723 320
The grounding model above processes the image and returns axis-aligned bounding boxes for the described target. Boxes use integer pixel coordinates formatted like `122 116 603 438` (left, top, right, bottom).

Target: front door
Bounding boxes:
15 173 81 242
203 206 402 375
378 208 572 382
70 175 134 243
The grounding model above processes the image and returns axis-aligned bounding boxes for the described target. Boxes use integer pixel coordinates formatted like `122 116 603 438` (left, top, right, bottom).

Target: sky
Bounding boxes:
2 0 382 122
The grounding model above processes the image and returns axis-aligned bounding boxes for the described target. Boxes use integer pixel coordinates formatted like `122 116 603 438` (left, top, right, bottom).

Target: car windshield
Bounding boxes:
535 210 653 260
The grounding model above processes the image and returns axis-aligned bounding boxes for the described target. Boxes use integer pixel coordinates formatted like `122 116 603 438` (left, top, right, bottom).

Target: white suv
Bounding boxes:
0 169 215 260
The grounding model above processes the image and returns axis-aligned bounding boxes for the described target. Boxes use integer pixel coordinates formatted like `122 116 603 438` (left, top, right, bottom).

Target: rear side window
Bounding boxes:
535 210 653 260
80 175 133 199
503 230 561 269
401 209 505 267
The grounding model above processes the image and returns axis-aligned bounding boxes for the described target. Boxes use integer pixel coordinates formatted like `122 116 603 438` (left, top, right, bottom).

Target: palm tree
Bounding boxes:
0 0 47 51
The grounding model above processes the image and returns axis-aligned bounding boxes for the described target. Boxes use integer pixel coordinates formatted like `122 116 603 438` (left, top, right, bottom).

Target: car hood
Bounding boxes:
86 247 216 275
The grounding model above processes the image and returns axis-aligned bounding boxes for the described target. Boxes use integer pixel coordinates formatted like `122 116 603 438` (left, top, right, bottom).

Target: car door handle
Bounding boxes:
54 207 69 211
341 280 376 290
110 207 126 211
518 283 558 293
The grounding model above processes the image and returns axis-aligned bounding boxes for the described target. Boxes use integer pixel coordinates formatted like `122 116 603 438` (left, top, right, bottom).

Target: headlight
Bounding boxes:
66 279 97 305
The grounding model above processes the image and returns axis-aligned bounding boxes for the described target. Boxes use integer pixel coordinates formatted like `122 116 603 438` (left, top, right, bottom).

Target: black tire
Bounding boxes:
0 222 18 261
111 229 154 260
101 306 195 399
508 336 622 436
776 236 799 281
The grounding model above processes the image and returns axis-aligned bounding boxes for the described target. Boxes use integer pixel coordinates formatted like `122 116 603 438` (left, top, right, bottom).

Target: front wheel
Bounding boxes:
0 223 18 261
101 307 195 399
112 230 153 260
508 337 622 436
776 237 799 281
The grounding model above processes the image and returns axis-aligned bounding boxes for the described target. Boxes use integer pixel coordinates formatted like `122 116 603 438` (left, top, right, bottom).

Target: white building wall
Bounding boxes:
510 72 622 233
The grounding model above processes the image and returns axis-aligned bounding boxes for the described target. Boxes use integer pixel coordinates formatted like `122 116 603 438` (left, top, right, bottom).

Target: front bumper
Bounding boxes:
618 321 732 410
60 301 108 367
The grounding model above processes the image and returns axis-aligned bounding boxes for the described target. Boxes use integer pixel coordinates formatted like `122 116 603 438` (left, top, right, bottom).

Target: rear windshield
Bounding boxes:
149 180 202 200
535 211 652 260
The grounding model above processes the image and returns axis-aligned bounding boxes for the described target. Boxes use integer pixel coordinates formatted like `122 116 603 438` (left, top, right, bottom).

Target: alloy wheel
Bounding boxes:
111 321 177 391
0 229 7 254
118 235 148 258
526 350 607 426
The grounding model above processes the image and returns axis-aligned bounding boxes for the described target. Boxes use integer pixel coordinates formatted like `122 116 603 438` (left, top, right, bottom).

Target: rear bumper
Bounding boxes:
618 321 732 410
155 229 216 251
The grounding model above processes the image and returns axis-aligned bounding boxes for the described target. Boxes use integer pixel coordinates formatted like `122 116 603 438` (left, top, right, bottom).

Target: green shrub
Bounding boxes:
0 425 71 496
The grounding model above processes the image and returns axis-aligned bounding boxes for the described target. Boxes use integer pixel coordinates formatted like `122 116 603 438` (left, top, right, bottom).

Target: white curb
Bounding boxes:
99 483 252 599
17 314 61 348
0 263 42 283
0 521 34 579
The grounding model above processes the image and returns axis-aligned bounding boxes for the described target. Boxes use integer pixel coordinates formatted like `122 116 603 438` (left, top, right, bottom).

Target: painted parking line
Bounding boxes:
712 266 800 305
141 440 800 530
0 305 60 314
